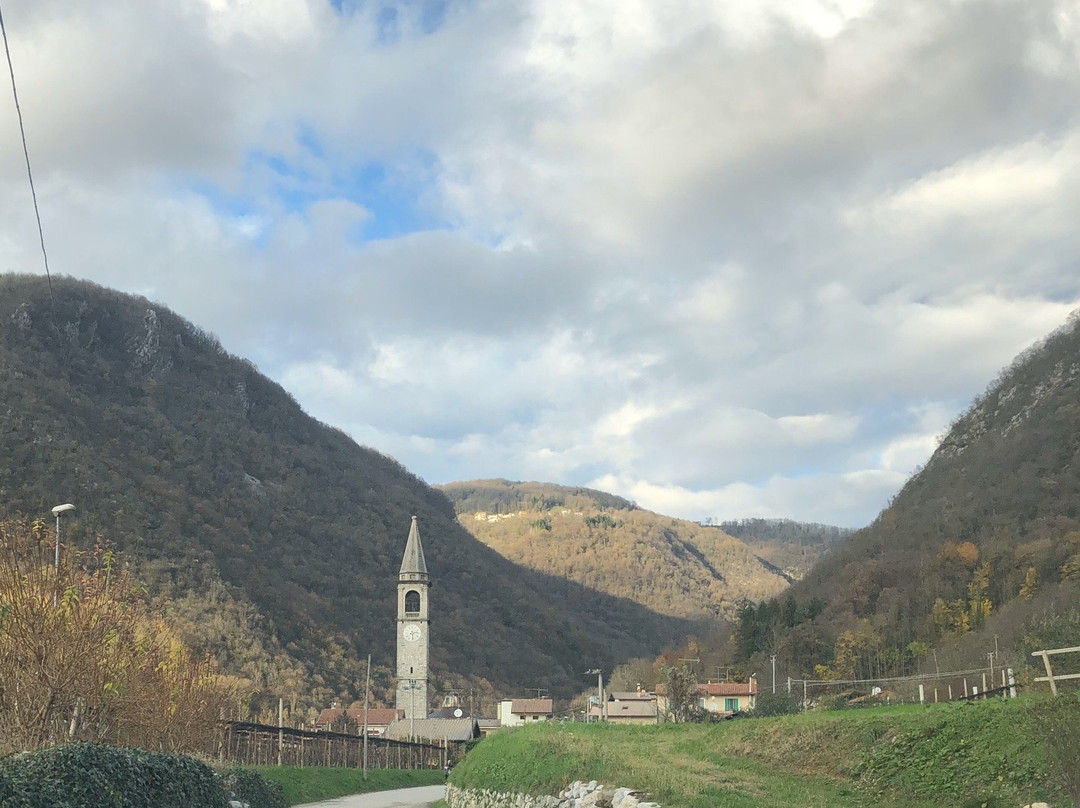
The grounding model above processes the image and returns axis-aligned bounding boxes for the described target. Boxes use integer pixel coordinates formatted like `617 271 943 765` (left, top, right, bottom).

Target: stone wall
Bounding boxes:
447 779 659 808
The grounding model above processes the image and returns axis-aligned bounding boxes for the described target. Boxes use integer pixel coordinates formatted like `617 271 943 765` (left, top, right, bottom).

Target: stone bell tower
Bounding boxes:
395 516 430 720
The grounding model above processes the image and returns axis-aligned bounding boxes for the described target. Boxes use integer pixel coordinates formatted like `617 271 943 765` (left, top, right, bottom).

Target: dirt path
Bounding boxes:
296 784 446 808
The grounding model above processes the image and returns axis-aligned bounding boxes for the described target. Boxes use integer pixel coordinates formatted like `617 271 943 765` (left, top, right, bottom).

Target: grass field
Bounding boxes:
451 697 1077 808
251 766 443 805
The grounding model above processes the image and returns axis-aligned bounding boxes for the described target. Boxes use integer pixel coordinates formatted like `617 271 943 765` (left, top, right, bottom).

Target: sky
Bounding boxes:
1 0 1079 528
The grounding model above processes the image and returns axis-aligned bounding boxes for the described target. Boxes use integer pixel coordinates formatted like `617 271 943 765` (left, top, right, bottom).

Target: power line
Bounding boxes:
0 2 55 301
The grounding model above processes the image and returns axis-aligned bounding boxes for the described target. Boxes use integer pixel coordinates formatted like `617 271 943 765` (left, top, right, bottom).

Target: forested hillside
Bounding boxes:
713 518 852 581
0 276 692 714
439 480 790 621
735 313 1080 681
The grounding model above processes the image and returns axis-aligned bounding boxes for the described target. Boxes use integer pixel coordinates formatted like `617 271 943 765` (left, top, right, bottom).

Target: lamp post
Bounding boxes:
51 503 75 606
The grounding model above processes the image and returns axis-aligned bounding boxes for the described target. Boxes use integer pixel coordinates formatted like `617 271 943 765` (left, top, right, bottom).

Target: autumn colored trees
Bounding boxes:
0 519 236 754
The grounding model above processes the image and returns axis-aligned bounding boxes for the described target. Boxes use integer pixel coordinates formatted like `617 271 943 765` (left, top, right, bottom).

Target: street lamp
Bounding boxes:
51 503 75 605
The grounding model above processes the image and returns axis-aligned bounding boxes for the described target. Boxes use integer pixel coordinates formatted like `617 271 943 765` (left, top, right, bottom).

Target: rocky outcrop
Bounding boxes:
447 779 659 808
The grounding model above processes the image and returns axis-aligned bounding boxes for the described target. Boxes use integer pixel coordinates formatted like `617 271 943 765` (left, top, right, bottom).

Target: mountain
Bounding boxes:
711 518 852 581
736 313 1080 679
438 480 791 621
0 275 693 713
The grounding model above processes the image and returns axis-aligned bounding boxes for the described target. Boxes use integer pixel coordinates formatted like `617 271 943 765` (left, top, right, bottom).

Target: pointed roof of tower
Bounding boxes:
399 515 428 578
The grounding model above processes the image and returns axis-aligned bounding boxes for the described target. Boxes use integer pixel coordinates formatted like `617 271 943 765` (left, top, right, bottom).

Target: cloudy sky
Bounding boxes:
1 0 1078 527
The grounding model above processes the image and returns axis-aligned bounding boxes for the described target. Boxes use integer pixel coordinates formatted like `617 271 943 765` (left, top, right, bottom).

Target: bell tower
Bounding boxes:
396 516 430 720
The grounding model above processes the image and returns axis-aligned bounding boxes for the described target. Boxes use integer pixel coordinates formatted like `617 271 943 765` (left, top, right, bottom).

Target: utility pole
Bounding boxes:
770 655 777 694
362 654 371 780
585 669 603 722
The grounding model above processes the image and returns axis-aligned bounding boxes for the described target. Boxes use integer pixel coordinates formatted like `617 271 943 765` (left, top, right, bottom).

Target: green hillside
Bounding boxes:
439 480 790 621
0 275 692 714
449 698 1075 808
736 312 1080 680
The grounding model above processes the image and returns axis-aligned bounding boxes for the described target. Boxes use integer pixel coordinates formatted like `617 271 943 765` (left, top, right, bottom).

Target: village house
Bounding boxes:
656 678 758 720
591 689 659 725
313 706 404 736
497 698 554 726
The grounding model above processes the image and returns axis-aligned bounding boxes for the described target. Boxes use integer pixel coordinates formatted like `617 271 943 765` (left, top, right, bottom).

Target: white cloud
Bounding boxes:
1 0 1080 528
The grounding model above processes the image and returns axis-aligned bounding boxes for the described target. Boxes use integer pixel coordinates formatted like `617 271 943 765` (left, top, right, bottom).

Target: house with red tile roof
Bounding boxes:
656 677 758 720
314 706 404 736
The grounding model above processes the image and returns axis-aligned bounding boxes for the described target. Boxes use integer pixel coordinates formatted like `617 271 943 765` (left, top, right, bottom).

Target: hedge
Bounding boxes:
0 744 280 808
219 768 287 808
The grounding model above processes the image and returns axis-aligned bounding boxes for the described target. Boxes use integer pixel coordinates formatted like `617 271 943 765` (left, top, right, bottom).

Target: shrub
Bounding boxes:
219 768 287 808
1027 694 1080 805
0 520 236 754
0 743 227 808
752 691 802 717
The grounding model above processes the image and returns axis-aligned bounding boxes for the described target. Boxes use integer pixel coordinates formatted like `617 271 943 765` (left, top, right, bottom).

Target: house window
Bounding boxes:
698 698 706 710
405 590 421 613
725 698 738 712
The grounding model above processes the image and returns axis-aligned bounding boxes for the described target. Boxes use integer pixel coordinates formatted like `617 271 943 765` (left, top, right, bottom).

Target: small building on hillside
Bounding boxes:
497 698 554 727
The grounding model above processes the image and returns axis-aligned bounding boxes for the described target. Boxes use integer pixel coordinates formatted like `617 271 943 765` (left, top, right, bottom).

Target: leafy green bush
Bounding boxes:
0 743 227 808
219 768 287 808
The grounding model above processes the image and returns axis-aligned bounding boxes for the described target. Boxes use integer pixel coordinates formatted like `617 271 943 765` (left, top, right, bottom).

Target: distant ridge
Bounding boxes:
439 479 790 621
711 518 852 581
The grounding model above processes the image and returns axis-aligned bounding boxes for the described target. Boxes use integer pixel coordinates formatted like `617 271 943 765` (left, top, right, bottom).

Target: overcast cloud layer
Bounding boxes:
2 0 1079 527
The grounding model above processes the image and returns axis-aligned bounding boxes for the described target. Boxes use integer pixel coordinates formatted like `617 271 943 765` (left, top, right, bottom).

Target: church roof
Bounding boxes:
399 516 428 578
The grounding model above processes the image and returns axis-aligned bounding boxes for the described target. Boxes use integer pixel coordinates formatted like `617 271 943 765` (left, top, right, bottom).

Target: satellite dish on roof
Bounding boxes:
454 708 463 717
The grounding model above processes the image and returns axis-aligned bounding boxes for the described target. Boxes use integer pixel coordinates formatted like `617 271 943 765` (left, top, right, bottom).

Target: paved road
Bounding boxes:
297 785 446 808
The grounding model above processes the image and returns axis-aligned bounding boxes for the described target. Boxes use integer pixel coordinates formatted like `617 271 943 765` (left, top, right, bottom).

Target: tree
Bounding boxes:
0 519 236 753
1019 566 1039 601
662 665 700 724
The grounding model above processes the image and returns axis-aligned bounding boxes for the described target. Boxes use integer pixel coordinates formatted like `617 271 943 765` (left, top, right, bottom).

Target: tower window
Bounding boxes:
404 590 421 613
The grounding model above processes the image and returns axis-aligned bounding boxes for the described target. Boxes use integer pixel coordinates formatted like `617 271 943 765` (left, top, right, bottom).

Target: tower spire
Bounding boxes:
399 515 428 579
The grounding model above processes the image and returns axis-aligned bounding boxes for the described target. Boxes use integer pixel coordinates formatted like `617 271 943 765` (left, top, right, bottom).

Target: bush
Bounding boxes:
219 768 287 808
1028 694 1080 805
752 691 802 717
0 743 227 808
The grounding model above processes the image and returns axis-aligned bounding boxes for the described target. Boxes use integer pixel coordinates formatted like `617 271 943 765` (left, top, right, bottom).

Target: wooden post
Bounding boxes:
918 684 924 703
947 684 952 700
1039 651 1058 696
278 699 284 767
963 678 968 698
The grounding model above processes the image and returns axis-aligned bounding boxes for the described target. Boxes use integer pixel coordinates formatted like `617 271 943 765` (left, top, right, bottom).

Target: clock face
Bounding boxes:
403 623 422 643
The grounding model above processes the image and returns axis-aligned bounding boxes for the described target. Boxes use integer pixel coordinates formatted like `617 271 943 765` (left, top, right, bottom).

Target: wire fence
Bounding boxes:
788 665 1018 709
